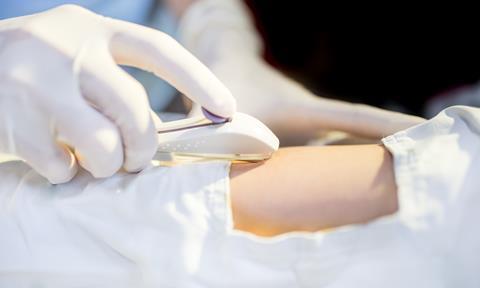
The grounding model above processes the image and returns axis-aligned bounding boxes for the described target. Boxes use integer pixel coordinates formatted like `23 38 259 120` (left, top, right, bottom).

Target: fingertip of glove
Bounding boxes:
208 91 237 118
47 169 76 184
122 146 156 174
78 155 122 179
46 150 79 184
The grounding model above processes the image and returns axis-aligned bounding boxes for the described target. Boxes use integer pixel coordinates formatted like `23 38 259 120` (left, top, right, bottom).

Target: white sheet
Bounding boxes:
1 106 480 287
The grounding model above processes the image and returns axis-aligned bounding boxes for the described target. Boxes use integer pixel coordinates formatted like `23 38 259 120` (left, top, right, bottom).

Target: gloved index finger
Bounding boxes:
106 18 236 118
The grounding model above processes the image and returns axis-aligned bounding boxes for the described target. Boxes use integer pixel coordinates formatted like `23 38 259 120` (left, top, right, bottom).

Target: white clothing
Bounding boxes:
1 105 480 287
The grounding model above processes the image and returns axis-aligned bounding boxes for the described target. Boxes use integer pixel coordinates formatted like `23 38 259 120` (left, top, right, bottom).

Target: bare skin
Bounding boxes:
230 145 398 236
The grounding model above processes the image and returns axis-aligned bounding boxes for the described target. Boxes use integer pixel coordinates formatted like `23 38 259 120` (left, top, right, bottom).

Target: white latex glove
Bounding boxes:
178 0 425 144
0 4 235 184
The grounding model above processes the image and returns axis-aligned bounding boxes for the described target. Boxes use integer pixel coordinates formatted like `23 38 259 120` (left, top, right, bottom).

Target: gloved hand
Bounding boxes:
178 0 425 144
0 4 235 183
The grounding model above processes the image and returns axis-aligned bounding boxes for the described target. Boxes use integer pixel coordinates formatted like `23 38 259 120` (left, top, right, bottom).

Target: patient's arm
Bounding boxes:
230 144 398 236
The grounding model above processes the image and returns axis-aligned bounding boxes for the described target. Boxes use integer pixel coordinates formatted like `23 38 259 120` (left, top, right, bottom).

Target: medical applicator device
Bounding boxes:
156 108 279 162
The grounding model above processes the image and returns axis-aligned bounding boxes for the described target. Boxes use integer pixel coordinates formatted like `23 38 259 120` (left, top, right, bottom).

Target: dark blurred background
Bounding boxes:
245 1 480 116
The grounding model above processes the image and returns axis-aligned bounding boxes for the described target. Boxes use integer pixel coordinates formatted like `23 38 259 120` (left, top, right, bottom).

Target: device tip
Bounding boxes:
202 107 231 123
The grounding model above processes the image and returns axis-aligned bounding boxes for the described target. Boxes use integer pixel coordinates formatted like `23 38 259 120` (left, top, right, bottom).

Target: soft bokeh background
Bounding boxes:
245 1 480 117
3 1 478 119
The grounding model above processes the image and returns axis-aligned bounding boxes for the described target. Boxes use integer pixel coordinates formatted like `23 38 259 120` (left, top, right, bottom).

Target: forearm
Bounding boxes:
230 145 398 236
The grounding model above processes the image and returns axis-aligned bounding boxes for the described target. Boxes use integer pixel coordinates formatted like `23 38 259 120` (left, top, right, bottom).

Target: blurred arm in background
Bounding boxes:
166 0 425 145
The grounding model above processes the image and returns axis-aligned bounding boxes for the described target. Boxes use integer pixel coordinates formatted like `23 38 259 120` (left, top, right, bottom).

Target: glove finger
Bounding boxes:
55 101 123 178
106 18 236 118
79 50 157 172
0 87 77 184
14 132 77 184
